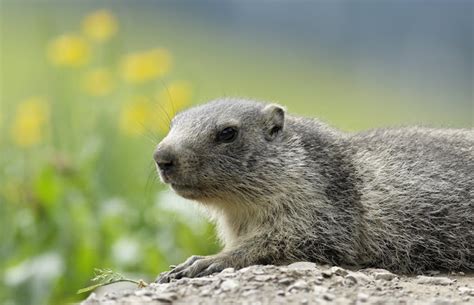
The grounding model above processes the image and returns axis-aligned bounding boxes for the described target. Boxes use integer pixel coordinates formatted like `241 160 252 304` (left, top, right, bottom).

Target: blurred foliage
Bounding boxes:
0 8 217 305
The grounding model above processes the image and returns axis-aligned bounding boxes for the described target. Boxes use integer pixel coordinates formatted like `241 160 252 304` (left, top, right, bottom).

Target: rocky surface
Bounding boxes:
82 263 474 305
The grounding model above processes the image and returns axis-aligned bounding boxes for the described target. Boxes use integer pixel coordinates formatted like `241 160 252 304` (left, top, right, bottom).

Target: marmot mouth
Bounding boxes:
170 183 205 199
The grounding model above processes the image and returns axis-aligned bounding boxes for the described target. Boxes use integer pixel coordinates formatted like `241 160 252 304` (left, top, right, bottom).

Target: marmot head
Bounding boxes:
153 98 286 202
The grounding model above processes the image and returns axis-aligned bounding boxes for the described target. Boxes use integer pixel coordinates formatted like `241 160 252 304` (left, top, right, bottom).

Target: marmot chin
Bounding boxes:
154 98 473 282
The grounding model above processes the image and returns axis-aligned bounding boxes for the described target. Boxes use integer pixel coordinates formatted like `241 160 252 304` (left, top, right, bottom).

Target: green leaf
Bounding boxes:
34 166 62 207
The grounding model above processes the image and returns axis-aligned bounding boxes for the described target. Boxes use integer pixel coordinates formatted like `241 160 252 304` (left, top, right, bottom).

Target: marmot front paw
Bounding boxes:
156 254 232 283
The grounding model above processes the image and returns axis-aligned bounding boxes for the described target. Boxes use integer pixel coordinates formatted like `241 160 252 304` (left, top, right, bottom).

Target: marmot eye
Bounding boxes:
217 127 238 143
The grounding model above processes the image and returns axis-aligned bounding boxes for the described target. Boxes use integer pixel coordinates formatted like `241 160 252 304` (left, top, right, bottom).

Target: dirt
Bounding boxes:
82 262 474 305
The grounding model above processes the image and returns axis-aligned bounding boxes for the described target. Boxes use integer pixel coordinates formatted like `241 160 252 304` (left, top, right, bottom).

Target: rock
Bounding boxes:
415 276 456 285
345 271 372 285
321 265 349 278
134 290 153 297
431 299 454 305
329 266 349 276
252 268 265 275
254 275 274 282
458 287 474 296
241 289 256 297
314 275 324 285
287 261 317 270
239 266 253 273
199 288 212 297
221 279 239 291
323 293 335 301
322 270 333 278
221 268 235 274
313 285 328 294
190 278 214 287
357 292 369 302
151 293 175 303
278 277 294 285
80 265 473 305
373 271 396 281
83 293 99 304
288 279 308 292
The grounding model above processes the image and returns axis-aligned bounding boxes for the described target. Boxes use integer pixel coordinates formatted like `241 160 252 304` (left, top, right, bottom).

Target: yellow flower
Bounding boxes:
156 81 192 118
120 48 172 83
119 96 154 136
47 34 90 67
82 68 114 96
119 82 190 136
82 10 118 42
11 97 49 148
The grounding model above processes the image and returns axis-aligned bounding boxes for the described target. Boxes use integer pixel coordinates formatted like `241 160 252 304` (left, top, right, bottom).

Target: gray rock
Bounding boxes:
329 266 349 276
252 268 265 275
287 262 317 270
84 293 99 303
278 277 294 285
221 267 235 274
458 287 474 296
288 279 308 291
254 275 274 282
373 271 397 281
133 290 153 297
430 298 454 305
323 293 335 301
416 276 456 285
80 264 473 305
199 288 212 297
357 292 369 302
345 271 372 285
221 279 239 291
313 285 329 294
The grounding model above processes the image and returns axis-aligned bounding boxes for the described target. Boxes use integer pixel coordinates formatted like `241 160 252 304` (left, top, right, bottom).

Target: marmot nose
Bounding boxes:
153 148 176 173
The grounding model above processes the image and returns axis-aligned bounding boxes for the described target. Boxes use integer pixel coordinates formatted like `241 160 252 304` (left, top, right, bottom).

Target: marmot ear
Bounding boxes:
262 103 286 141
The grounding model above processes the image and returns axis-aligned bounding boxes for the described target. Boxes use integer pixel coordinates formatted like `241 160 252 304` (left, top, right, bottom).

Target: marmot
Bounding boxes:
154 98 473 282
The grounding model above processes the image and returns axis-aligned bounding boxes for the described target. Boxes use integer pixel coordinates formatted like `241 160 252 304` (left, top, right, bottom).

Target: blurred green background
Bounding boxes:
1 1 472 304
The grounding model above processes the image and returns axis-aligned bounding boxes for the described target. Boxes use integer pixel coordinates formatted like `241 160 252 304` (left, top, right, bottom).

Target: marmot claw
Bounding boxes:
156 255 231 283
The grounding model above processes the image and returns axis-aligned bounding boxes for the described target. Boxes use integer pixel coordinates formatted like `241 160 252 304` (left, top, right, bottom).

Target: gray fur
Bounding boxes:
154 98 473 282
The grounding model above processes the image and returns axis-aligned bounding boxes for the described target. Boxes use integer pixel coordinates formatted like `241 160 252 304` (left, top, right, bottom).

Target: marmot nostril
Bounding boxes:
157 160 174 171
153 148 176 173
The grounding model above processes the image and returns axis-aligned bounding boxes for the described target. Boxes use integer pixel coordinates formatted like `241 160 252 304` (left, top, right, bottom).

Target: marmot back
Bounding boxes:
154 98 473 282
350 128 473 271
